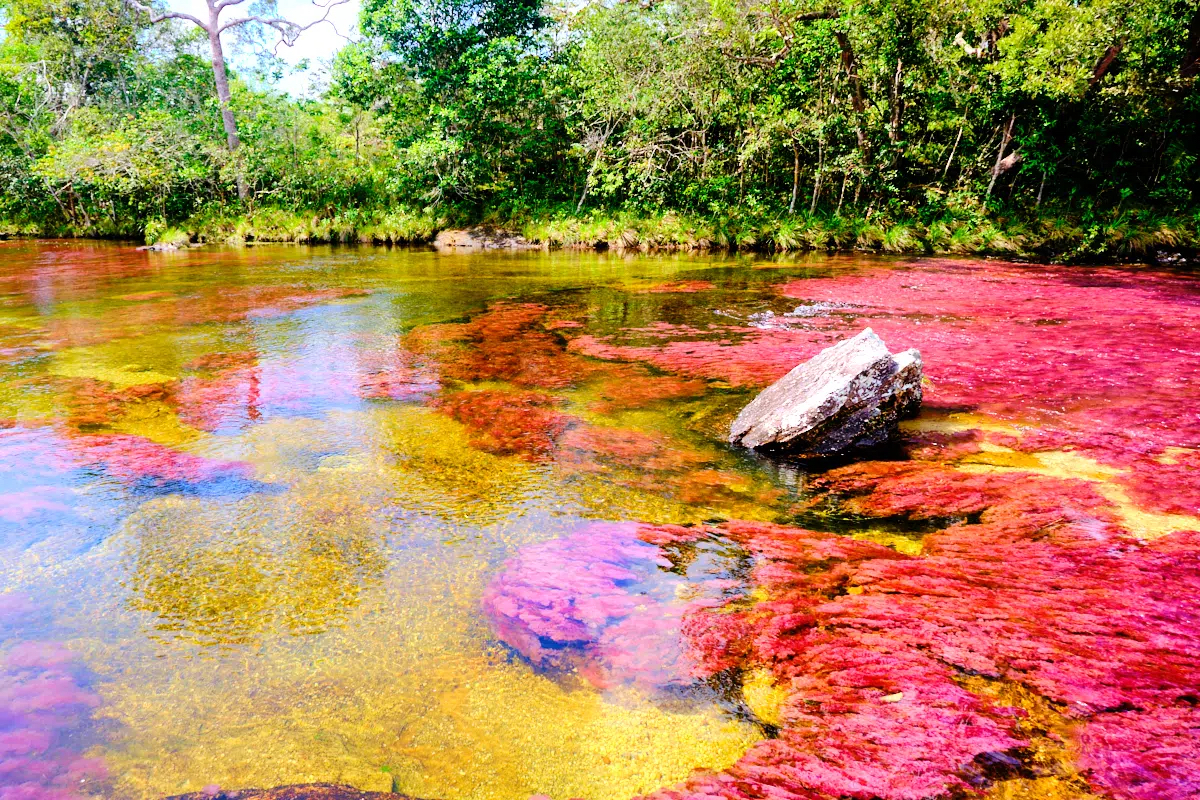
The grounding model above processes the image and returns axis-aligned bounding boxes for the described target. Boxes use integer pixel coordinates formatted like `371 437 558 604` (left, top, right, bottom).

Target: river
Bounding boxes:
1 241 1197 800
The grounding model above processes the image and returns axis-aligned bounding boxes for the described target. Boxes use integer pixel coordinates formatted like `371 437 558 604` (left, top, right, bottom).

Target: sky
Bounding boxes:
166 0 362 96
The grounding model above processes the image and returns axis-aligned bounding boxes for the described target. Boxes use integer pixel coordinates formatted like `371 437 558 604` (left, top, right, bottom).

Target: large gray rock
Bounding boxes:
729 328 922 457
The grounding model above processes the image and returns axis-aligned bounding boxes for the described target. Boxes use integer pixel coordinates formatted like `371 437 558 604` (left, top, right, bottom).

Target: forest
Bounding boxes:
1 0 1198 259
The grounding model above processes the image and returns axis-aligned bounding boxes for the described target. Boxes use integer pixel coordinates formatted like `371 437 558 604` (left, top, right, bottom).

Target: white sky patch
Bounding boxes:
165 0 361 96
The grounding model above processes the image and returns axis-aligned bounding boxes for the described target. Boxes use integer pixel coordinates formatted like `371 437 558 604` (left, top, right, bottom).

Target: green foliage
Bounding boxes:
0 0 1195 260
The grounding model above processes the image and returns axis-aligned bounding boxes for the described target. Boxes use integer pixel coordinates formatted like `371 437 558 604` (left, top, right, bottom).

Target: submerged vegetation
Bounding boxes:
1 241 1199 798
1 0 1198 259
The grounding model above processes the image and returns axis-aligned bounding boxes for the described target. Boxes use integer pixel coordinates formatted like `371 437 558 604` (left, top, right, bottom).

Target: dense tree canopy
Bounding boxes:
1 0 1198 256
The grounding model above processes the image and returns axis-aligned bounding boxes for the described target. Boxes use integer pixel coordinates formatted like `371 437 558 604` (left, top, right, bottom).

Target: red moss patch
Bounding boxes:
634 280 716 294
408 303 596 390
435 390 574 460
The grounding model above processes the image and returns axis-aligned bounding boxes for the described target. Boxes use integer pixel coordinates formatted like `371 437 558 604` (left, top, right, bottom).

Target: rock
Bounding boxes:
164 783 424 800
433 226 540 252
729 328 921 457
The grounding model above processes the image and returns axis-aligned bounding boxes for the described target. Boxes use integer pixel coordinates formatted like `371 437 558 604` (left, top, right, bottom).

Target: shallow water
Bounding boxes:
1 241 1198 800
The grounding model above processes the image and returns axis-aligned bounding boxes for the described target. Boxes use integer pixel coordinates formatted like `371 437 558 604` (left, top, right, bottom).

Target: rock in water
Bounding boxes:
729 328 921 456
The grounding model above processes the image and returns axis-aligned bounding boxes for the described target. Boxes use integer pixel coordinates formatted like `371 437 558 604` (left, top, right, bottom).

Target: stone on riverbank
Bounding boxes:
433 227 541 251
729 328 921 457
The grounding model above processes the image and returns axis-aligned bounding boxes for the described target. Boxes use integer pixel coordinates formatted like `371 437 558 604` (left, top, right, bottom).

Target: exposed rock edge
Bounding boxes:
729 328 922 457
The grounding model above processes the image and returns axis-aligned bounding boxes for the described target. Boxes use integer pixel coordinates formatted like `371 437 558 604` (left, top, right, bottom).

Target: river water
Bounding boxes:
1 241 1197 800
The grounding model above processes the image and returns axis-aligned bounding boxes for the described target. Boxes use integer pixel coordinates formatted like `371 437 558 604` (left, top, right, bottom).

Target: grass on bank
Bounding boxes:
3 204 1197 264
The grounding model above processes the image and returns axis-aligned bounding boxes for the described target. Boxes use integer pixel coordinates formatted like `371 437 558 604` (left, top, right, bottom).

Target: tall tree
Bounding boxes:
124 0 348 199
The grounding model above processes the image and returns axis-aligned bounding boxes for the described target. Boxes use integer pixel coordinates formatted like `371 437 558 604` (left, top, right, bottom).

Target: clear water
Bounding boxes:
1 241 1197 800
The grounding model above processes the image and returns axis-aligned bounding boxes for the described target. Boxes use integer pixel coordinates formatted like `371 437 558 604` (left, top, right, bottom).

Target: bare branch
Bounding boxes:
213 0 250 11
218 0 351 46
124 0 209 30
733 7 840 68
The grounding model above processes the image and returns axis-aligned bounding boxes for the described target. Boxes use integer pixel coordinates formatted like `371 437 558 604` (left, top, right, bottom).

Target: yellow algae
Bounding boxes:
850 529 925 555
1157 446 1195 465
900 411 1025 437
955 444 1200 539
959 443 1123 482
741 668 788 727
120 493 387 646
959 676 1104 800
1095 483 1200 540
48 358 177 389
108 398 204 446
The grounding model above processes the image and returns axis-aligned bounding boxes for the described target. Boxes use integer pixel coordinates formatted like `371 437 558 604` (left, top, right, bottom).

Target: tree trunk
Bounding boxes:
207 21 247 201
834 32 869 160
941 125 963 181
986 113 1016 201
789 141 801 214
809 137 824 215
889 59 903 143
576 121 613 214
1088 40 1125 90
1182 8 1200 78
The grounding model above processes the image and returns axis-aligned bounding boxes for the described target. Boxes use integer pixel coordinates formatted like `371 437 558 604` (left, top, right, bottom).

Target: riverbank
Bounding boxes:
4 203 1198 265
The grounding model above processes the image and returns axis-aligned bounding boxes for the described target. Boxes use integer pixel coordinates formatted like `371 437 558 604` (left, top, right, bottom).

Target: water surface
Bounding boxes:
1 241 1197 800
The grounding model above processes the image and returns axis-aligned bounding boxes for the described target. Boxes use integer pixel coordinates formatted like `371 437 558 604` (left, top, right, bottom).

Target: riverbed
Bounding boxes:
1 241 1197 800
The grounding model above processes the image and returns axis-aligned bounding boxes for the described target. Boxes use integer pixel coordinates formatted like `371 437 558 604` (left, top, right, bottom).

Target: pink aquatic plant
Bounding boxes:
487 472 1200 800
0 635 106 800
1 423 253 490
482 522 742 688
68 434 252 486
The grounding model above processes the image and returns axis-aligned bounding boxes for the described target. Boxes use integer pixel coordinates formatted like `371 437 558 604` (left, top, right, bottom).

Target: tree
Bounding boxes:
124 0 349 199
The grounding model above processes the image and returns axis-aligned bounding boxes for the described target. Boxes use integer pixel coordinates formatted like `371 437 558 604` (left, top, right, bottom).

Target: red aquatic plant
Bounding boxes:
435 390 574 459
486 463 1200 800
408 303 596 390
63 380 174 431
584 366 708 415
634 280 716 294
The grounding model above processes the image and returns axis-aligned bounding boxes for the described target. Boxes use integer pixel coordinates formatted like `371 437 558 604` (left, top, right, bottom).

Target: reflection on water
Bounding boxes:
1 241 1198 800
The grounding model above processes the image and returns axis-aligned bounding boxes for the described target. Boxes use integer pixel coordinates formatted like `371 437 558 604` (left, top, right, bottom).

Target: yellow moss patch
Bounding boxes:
108 399 203 446
958 676 1104 800
957 443 1200 539
741 668 788 727
1157 446 1195 465
850 529 925 555
900 412 1025 437
49 356 177 389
